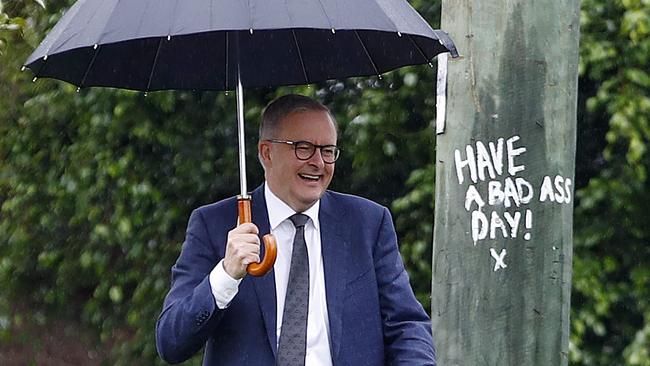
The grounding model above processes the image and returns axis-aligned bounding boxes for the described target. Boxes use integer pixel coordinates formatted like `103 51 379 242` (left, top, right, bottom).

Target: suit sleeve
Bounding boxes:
156 208 228 364
374 207 437 365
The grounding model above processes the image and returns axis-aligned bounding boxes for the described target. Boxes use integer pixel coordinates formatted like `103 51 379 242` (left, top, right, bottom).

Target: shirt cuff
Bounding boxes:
209 259 242 309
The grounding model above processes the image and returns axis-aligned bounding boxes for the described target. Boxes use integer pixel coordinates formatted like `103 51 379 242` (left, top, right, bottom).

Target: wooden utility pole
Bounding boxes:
432 1 580 365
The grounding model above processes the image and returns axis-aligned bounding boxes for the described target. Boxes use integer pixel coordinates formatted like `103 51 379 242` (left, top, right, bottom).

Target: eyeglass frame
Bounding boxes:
264 139 341 164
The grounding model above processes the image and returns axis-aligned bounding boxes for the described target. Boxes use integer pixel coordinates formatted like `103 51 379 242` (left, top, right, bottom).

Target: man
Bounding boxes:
156 94 436 365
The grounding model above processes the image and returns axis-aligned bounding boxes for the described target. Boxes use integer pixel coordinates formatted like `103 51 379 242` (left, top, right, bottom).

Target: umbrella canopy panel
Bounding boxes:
25 0 458 91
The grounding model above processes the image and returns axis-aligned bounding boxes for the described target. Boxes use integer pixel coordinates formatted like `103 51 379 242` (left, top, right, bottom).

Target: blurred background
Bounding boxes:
1 0 649 364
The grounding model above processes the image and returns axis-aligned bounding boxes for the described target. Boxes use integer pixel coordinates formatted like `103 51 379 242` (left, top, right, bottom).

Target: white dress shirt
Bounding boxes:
209 183 333 366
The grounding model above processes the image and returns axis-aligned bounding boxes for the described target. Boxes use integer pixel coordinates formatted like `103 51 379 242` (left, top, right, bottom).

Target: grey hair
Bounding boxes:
259 94 338 140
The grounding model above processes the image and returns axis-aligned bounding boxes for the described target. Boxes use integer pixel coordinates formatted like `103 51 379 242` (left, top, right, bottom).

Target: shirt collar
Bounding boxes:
264 183 320 231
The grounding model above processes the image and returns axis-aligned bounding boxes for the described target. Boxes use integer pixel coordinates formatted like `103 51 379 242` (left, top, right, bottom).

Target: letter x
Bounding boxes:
490 248 507 271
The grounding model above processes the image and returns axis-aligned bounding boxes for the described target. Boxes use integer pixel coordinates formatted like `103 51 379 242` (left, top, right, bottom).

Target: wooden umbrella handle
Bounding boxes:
238 196 277 277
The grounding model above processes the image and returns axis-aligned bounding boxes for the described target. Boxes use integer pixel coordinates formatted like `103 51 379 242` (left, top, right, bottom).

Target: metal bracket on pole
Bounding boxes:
436 52 448 135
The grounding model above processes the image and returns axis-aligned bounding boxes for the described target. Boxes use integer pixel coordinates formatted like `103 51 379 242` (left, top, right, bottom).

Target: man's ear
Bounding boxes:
259 141 271 166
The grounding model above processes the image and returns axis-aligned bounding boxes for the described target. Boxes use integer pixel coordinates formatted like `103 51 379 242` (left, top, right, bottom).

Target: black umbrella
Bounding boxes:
24 0 458 276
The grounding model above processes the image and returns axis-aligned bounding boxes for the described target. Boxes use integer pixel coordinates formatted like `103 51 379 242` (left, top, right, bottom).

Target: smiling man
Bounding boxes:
156 94 436 366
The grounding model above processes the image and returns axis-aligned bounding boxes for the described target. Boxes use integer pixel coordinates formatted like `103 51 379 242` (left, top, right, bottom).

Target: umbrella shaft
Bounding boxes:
236 72 248 199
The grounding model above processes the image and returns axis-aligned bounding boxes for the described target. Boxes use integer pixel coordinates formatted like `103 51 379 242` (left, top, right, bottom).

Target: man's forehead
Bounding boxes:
279 110 336 129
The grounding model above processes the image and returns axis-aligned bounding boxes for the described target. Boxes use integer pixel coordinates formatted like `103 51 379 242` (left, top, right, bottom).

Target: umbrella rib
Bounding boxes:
314 0 335 30
407 34 434 67
168 0 180 36
247 0 254 31
354 30 381 77
146 38 164 92
432 30 459 58
86 0 121 48
291 30 309 84
31 57 50 82
38 0 85 58
79 45 101 89
225 31 229 90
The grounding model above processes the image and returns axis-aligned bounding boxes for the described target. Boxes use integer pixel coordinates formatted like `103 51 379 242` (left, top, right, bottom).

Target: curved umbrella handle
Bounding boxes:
238 196 277 277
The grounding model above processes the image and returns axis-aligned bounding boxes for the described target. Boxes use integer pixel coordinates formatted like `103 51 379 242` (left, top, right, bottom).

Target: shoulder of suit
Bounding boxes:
323 190 387 214
194 195 238 216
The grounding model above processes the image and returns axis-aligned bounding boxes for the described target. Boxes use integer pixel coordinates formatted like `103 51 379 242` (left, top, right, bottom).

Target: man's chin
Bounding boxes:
293 190 325 210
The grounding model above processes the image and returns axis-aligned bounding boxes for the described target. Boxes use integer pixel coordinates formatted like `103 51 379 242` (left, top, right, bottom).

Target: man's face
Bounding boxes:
259 109 337 212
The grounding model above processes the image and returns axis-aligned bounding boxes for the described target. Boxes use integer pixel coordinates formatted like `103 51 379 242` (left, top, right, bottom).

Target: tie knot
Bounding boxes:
289 213 309 228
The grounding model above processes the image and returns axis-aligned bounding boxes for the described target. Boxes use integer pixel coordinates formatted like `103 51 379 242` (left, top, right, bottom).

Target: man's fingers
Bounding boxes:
224 223 262 279
229 242 261 257
242 254 261 266
231 233 261 245
232 222 259 235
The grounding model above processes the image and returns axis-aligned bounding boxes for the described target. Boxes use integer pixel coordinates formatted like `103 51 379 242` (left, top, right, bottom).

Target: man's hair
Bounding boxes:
259 94 337 140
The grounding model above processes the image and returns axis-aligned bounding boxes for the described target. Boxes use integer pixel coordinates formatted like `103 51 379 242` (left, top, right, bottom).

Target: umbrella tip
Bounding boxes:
397 31 402 37
144 92 148 97
20 66 26 72
43 54 48 61
249 28 254 34
32 76 38 82
167 35 171 41
331 28 336 34
76 87 81 93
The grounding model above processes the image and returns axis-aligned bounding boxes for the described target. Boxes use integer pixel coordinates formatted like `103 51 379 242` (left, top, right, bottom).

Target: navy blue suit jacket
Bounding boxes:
156 186 435 365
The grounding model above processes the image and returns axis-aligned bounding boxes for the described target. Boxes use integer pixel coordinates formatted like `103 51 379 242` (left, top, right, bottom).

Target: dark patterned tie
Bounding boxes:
277 213 310 366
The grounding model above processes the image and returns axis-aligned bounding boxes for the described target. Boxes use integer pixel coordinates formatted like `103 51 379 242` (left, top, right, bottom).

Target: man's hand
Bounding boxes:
223 223 261 280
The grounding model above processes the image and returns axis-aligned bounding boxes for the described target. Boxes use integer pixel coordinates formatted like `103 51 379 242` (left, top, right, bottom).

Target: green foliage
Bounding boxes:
571 0 650 364
0 0 46 53
0 84 263 363
3 0 649 365
0 1 443 363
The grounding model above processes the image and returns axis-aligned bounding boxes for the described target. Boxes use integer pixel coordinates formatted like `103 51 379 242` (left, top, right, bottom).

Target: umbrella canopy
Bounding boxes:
24 0 457 276
24 0 457 91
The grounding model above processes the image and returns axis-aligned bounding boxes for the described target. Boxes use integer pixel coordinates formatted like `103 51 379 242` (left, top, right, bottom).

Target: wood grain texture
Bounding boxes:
432 1 580 364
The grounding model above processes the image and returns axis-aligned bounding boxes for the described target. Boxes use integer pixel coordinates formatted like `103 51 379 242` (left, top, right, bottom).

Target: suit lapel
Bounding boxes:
320 192 350 361
250 186 278 357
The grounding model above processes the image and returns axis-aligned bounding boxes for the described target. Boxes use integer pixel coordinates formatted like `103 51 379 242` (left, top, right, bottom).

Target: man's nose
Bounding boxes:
307 148 326 167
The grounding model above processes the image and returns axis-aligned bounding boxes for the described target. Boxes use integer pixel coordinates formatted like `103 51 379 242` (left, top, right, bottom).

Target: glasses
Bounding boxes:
266 139 341 164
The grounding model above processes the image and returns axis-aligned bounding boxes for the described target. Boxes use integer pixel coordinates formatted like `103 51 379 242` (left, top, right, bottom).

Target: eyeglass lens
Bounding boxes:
295 141 339 163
